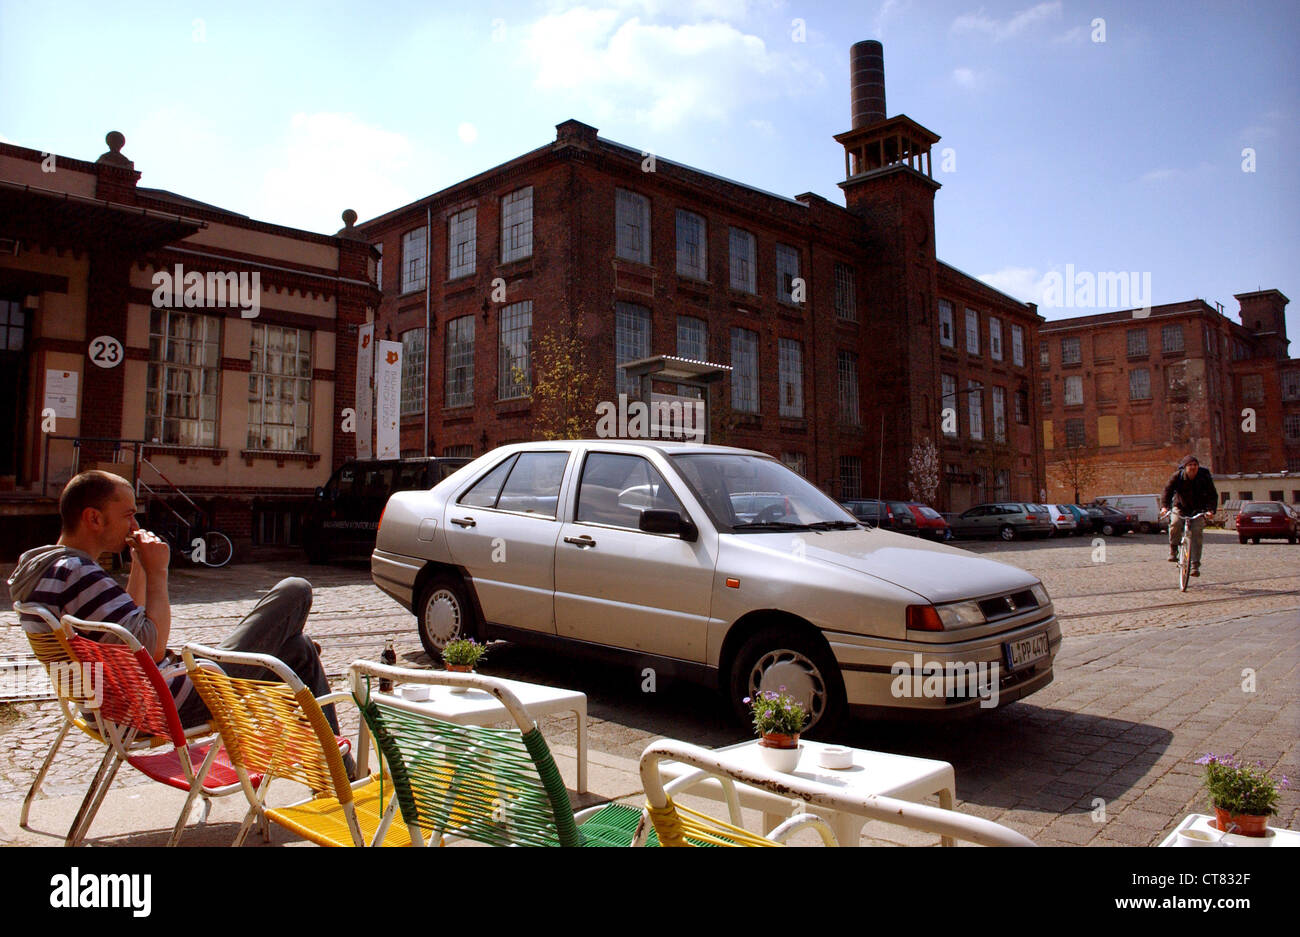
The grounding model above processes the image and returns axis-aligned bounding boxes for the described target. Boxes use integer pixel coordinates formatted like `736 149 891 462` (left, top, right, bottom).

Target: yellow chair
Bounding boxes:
182 643 411 847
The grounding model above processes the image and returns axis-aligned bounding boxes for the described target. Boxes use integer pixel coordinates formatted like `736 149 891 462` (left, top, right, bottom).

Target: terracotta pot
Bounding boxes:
445 663 473 673
1213 806 1270 837
759 732 799 750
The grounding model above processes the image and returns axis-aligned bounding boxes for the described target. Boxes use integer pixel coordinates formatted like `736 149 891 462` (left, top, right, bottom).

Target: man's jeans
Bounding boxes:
1168 511 1206 565
177 577 338 733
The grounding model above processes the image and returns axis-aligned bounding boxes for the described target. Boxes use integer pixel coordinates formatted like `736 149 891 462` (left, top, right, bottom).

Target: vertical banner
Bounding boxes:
375 339 402 460
355 323 374 459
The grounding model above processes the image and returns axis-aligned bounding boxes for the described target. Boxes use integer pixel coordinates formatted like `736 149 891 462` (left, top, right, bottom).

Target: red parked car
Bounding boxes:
904 502 951 541
1235 502 1299 544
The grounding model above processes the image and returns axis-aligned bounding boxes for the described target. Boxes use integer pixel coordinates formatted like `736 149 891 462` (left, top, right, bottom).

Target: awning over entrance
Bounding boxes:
0 180 205 252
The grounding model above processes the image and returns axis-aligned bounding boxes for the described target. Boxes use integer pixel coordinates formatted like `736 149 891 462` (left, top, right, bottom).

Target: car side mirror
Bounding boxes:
640 509 698 541
315 486 325 499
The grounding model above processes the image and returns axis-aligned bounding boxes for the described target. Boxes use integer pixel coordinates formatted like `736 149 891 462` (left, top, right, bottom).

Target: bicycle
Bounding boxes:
144 499 234 569
1163 509 1212 592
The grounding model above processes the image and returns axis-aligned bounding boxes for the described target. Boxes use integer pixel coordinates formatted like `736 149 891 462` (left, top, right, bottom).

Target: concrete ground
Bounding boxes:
2 529 1296 846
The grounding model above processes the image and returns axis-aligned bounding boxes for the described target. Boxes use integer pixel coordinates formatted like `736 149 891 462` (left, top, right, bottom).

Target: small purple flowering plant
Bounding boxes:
1194 753 1288 816
442 637 488 668
744 687 809 737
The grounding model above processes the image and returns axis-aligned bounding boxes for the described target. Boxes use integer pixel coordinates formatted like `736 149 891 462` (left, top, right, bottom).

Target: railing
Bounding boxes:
40 435 203 529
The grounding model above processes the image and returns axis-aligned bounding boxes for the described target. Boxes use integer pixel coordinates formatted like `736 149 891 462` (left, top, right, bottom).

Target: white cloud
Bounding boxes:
952 67 977 87
1139 162 1214 184
1051 25 1086 44
978 266 1052 304
256 112 416 232
873 0 909 39
951 2 1062 41
522 8 816 132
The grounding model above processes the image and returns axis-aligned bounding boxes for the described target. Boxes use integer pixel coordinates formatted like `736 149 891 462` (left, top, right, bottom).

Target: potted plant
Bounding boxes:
442 638 487 692
1195 753 1289 837
745 687 809 772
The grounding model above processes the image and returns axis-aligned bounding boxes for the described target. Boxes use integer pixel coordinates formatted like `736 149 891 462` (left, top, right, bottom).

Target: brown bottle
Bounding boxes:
379 637 396 693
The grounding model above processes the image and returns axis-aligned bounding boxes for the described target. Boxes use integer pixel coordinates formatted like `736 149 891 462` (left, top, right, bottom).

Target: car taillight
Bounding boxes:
907 605 944 632
378 505 387 530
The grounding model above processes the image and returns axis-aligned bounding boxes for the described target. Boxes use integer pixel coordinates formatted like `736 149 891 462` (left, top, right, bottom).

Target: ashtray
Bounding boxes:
818 746 854 770
398 683 432 701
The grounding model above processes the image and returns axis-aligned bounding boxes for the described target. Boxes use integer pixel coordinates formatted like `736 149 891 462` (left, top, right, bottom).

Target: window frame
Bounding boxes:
147 308 222 448
500 186 534 263
247 323 313 452
616 189 651 265
778 338 804 418
675 209 707 280
497 300 532 401
445 315 476 408
401 227 427 294
448 207 478 280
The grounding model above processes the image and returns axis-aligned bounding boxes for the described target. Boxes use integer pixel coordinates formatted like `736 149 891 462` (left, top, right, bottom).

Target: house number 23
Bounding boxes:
89 336 124 369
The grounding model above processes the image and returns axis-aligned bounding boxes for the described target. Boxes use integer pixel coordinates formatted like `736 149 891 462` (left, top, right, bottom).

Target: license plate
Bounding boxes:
1004 633 1050 670
1251 516 1270 522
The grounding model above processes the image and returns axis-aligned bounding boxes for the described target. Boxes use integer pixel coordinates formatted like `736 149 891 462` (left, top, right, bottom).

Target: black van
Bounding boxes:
303 457 471 563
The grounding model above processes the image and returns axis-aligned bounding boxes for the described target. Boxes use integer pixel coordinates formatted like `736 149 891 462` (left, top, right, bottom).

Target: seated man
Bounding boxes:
8 471 347 751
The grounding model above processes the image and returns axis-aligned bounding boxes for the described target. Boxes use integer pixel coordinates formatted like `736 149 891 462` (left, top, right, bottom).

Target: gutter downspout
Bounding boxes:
424 204 432 457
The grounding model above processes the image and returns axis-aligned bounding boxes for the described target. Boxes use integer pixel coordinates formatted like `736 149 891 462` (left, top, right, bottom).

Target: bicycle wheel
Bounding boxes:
202 531 234 568
1178 541 1190 592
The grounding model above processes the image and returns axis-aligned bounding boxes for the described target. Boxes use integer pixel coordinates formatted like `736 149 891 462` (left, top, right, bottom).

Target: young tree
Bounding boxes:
907 437 940 505
530 312 602 440
1057 444 1099 504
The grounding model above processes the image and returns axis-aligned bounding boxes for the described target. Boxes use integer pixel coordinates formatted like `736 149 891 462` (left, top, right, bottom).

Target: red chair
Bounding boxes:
56 614 264 846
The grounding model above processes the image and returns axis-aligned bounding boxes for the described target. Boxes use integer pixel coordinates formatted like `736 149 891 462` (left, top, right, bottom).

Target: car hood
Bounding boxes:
729 527 1040 604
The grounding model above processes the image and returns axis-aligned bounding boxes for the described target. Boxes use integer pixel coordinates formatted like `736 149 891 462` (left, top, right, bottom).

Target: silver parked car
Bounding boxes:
371 441 1061 734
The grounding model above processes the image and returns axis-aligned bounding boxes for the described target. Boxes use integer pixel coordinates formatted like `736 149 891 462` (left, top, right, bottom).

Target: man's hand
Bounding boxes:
126 529 170 575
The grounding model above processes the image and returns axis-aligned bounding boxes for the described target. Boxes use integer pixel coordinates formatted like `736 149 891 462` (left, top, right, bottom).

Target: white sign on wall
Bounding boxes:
43 370 79 418
375 339 402 460
355 323 374 459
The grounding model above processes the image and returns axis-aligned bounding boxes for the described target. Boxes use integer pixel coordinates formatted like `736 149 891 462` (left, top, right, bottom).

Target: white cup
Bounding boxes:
1175 828 1222 847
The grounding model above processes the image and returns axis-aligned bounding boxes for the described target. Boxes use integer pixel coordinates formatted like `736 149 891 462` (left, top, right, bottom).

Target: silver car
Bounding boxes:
371 441 1061 734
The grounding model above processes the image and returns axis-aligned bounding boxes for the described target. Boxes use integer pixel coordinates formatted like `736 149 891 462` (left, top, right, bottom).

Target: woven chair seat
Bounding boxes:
127 741 261 792
267 775 420 847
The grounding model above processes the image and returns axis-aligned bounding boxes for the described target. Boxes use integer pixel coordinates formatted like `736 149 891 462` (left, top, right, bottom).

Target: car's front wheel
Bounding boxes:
416 574 477 660
999 525 1016 542
1101 522 1116 536
728 626 846 738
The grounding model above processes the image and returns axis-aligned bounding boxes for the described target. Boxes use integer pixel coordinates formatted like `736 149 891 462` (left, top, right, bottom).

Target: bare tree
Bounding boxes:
907 437 940 505
1057 444 1099 504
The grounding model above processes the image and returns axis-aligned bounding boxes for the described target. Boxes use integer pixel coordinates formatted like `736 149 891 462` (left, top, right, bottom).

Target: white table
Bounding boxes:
357 676 589 793
1158 813 1300 847
657 739 957 847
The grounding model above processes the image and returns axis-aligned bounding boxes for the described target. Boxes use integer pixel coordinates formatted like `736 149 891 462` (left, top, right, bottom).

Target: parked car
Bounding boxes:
1084 504 1135 537
1235 501 1298 544
303 457 471 563
947 503 1054 541
840 499 919 535
372 441 1060 734
1060 504 1094 535
1041 504 1078 536
904 502 951 541
1091 493 1168 534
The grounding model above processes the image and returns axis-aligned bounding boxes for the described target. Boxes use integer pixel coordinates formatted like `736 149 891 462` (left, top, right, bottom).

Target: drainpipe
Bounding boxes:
424 204 431 457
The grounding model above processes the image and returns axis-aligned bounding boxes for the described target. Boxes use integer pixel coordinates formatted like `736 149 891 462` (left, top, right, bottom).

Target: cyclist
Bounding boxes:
1160 455 1218 577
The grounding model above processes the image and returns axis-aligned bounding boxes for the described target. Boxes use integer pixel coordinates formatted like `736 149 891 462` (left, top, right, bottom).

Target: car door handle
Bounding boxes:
563 535 596 548
451 516 476 528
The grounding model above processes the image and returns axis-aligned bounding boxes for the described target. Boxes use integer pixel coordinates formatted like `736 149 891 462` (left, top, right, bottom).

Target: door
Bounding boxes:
0 299 29 484
554 451 716 661
443 450 570 634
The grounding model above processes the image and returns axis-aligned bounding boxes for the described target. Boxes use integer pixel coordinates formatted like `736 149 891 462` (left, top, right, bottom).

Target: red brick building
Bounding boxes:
1040 289 1298 502
0 133 376 558
359 41 1045 509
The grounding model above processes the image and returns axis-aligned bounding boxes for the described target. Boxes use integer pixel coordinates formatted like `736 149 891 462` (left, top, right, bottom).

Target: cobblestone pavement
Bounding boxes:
1 530 1296 846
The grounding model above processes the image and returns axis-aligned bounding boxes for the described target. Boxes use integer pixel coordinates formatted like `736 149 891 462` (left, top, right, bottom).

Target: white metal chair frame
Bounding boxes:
638 739 1036 847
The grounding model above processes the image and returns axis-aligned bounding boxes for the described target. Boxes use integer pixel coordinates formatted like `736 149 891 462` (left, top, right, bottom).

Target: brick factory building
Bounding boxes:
0 134 376 559
359 41 1045 510
1040 289 1299 503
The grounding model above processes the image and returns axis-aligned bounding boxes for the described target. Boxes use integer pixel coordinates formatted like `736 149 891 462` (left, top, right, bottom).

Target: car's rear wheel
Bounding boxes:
1101 522 1116 537
728 626 846 739
999 525 1016 542
416 574 478 660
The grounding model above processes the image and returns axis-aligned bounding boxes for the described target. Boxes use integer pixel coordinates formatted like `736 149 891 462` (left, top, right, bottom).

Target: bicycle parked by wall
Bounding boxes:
142 498 233 568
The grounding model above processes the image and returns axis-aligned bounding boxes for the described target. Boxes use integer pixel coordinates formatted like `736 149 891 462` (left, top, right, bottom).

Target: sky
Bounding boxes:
2 0 1297 338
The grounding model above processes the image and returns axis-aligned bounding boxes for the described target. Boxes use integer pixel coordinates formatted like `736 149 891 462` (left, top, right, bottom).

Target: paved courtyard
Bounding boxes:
2 529 1296 845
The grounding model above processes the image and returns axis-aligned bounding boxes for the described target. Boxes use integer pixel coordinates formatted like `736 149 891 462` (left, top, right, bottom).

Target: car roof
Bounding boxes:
493 439 769 458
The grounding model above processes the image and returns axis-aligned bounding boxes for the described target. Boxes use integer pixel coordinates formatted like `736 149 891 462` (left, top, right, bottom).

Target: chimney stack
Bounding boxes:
850 40 886 129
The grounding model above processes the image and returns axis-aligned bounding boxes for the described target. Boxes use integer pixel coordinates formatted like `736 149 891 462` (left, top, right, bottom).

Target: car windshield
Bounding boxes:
1241 503 1282 514
671 453 859 531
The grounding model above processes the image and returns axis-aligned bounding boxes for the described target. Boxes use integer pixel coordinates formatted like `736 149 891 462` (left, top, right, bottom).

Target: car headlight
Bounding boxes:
1030 583 1050 607
935 600 985 630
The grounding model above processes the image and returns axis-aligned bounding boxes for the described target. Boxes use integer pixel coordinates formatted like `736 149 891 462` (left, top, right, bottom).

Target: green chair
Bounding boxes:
349 662 645 847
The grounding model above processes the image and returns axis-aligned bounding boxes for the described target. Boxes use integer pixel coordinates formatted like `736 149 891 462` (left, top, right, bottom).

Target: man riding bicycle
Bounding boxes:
1160 455 1218 577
